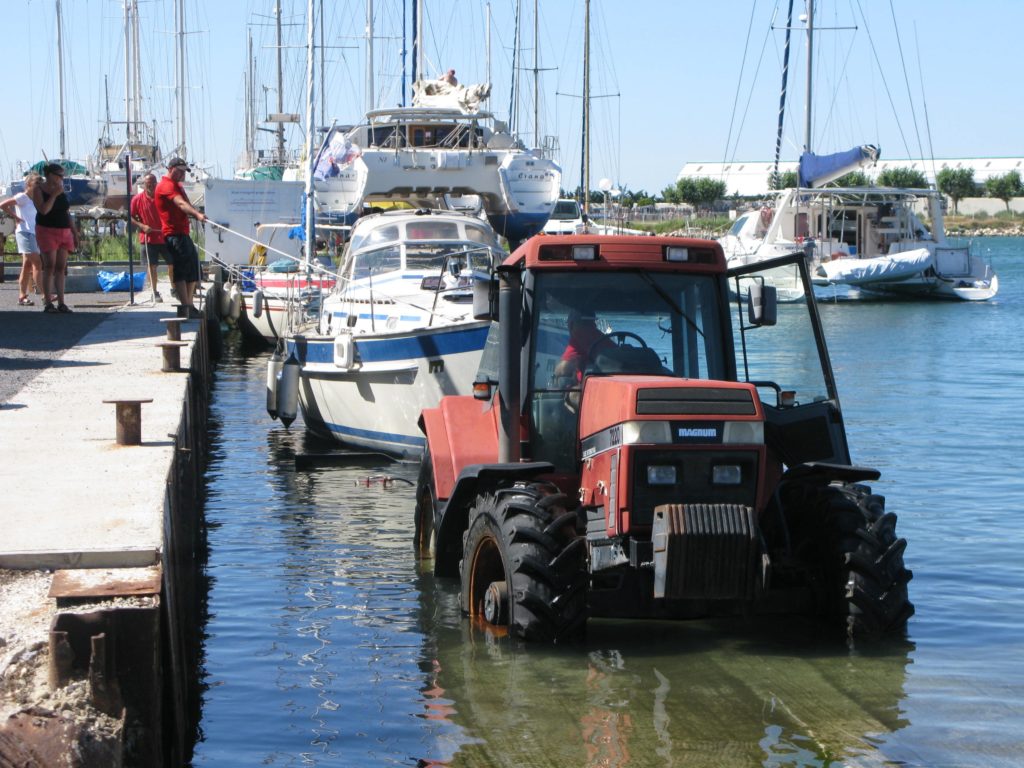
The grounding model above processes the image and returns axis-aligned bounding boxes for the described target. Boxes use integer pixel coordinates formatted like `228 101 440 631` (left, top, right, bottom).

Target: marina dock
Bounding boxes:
0 277 213 766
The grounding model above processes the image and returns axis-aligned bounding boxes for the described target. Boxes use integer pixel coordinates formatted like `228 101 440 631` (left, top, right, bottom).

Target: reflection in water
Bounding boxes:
198 333 919 767
415 589 913 767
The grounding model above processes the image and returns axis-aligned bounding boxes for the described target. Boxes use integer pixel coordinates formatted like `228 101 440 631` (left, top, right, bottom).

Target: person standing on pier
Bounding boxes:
154 157 206 318
32 163 79 314
0 173 44 306
130 173 173 303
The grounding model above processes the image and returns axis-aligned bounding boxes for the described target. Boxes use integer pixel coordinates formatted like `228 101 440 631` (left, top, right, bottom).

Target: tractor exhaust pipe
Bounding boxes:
497 268 521 464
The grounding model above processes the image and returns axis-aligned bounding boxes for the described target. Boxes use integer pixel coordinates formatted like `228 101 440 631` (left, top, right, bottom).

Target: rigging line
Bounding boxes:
721 0 761 176
772 0 794 185
913 22 937 187
853 0 911 158
817 27 858 155
888 0 925 163
733 21 774 171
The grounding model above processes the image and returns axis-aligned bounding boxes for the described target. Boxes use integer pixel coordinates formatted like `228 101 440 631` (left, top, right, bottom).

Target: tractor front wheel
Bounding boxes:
461 483 586 642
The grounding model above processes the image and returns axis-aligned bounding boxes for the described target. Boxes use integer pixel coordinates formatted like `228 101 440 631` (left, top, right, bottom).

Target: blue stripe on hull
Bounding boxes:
294 323 488 365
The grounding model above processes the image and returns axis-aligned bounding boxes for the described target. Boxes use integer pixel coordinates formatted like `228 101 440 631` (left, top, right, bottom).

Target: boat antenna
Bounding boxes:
913 22 938 186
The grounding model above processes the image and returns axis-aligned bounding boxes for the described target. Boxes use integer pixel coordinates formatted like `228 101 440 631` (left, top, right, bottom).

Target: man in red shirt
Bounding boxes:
130 173 173 303
154 157 206 317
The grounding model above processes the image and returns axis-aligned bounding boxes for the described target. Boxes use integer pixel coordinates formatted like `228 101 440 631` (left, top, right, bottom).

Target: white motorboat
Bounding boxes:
280 208 504 456
305 78 561 247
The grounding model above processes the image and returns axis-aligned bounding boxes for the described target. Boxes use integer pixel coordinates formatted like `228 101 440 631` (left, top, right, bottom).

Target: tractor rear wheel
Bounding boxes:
790 482 914 641
414 447 437 560
461 483 586 642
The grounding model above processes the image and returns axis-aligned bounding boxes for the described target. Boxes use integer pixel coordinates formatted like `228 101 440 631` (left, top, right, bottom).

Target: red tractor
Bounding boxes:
416 236 913 642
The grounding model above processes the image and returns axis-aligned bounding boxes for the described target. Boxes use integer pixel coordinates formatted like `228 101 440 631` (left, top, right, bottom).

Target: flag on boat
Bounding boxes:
312 128 362 180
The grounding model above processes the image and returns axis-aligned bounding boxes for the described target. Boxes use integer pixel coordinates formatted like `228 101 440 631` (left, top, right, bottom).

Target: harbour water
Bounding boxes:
192 237 1024 766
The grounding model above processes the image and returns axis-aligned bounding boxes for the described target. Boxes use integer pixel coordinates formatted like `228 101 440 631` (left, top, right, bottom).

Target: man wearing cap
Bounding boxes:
155 157 206 317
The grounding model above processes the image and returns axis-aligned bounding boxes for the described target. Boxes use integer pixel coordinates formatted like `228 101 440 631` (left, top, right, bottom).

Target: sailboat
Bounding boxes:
91 0 164 211
718 1 998 301
265 0 507 456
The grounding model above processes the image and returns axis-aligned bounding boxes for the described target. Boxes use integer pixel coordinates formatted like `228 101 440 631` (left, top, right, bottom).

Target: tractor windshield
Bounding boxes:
527 270 727 469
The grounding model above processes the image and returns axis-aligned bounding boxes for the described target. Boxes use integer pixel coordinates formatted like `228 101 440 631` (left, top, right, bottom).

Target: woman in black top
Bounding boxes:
32 163 79 313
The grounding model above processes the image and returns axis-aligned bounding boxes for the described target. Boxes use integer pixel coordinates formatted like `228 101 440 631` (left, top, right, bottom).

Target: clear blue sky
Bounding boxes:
3 0 1021 196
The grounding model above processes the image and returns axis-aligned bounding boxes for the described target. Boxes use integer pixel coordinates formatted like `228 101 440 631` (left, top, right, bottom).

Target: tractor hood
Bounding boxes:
577 377 765 447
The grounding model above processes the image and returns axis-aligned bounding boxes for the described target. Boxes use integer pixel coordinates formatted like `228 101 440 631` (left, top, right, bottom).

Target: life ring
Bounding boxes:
759 206 773 228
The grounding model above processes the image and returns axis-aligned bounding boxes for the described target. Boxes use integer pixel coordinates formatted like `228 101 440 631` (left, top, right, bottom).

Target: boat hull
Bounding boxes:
290 321 490 457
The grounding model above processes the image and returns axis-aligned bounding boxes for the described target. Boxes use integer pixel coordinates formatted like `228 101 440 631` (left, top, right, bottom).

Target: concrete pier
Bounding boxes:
0 278 213 766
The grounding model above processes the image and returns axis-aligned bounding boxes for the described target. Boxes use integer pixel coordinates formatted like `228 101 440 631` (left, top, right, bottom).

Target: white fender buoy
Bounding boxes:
219 282 233 317
266 348 284 419
276 349 300 428
228 284 243 321
252 290 265 319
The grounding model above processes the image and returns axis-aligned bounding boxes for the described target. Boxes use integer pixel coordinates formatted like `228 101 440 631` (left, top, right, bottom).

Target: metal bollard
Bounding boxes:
102 398 154 445
159 317 184 341
155 341 190 372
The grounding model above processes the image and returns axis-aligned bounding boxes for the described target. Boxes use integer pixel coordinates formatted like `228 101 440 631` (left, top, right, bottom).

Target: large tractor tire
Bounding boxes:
786 482 914 641
414 447 437 560
460 483 586 642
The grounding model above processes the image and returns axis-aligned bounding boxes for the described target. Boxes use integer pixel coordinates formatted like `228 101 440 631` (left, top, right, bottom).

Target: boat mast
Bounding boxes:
275 2 286 162
415 0 424 83
56 0 67 159
533 0 539 148
581 0 590 215
365 0 374 113
303 0 316 263
175 0 187 158
803 0 813 155
124 0 132 141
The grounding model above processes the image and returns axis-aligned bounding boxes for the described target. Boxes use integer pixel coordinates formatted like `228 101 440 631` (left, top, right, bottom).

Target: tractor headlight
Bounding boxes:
711 464 743 485
572 245 597 261
722 421 764 444
621 420 672 444
665 246 689 262
646 464 678 485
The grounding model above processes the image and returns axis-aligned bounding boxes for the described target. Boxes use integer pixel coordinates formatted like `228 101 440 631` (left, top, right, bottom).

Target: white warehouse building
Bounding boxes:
678 157 1024 198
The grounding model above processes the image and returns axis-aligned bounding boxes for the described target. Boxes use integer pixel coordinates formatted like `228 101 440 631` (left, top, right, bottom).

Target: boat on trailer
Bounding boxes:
277 208 504 457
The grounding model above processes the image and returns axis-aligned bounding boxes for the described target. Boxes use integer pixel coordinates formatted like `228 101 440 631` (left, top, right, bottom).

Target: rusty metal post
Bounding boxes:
102 398 154 445
48 630 73 690
156 341 189 373
160 317 184 341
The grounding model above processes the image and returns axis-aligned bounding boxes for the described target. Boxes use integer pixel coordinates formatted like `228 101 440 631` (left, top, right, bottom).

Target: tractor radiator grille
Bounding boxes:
651 503 759 600
636 387 756 416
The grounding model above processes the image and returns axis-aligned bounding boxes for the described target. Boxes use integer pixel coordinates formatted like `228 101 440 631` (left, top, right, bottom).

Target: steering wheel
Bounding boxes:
586 330 648 360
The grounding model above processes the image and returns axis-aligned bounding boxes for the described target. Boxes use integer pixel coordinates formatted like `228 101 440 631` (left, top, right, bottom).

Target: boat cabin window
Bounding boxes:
406 221 460 241
350 245 401 280
794 212 809 239
370 126 403 148
465 223 500 246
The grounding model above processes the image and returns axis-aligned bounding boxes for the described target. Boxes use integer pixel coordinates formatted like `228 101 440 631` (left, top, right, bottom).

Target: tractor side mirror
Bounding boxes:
472 272 498 320
747 283 778 326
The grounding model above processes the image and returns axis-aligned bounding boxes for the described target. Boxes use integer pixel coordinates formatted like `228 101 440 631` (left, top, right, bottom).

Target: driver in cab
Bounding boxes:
552 310 612 387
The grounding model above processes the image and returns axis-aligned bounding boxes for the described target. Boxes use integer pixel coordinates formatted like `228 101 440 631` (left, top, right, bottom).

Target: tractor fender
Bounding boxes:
434 462 555 575
780 461 881 487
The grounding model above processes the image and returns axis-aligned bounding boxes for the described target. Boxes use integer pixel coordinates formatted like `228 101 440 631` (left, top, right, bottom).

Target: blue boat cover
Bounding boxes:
798 145 880 187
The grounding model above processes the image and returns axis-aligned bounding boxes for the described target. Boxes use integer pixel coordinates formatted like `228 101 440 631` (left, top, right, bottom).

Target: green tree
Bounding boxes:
666 176 726 211
767 169 798 190
936 167 977 214
830 171 870 187
984 171 1023 212
877 167 928 188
